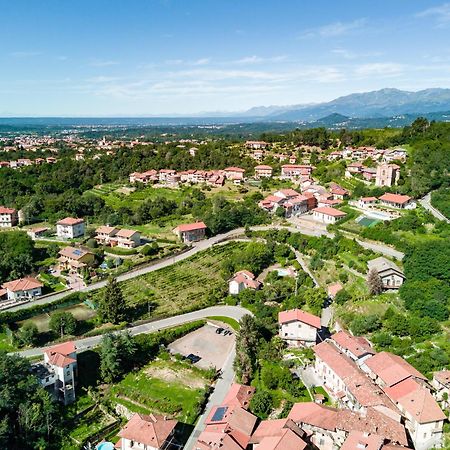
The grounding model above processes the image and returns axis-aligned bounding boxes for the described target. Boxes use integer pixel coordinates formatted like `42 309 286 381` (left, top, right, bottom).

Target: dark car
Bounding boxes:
186 353 201 364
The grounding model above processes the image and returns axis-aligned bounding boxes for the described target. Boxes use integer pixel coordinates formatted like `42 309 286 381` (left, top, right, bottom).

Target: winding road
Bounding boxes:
5 222 403 313
15 305 250 358
419 193 449 223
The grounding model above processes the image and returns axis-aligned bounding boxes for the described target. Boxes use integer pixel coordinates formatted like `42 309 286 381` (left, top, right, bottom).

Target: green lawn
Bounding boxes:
67 407 116 446
109 359 209 424
207 316 240 330
0 328 17 352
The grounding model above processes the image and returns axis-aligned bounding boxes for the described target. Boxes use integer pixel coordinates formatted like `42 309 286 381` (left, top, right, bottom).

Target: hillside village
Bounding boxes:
0 119 449 450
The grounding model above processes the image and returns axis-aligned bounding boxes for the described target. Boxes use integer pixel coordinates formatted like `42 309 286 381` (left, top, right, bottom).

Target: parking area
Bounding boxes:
168 323 235 370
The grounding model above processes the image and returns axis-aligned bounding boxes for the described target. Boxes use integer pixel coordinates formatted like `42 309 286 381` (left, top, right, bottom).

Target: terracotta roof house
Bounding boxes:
56 217 85 239
254 165 273 178
173 221 207 243
365 351 427 388
224 167 245 181
281 164 313 179
1 277 43 302
384 378 445 450
58 246 95 273
330 183 349 200
222 383 255 410
378 193 413 209
432 369 450 404
313 206 347 224
358 196 378 208
229 270 261 295
340 430 384 450
0 206 18 227
367 257 405 290
32 341 78 405
26 226 49 240
278 309 321 347
112 228 141 248
313 341 397 413
117 413 178 450
330 331 374 363
250 419 308 450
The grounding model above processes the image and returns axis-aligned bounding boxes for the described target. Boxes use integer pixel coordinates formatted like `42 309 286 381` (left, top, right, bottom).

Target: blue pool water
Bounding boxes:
96 443 114 450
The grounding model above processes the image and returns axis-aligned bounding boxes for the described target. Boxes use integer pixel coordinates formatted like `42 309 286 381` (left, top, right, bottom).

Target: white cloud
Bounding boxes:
354 63 404 77
232 55 288 65
300 19 366 39
331 48 383 60
89 59 119 67
416 3 450 26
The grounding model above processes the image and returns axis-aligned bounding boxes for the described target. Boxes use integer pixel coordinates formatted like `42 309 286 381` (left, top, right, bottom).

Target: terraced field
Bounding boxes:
90 241 247 316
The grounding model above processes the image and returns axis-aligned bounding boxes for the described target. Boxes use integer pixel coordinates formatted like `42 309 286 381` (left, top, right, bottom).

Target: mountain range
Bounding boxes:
237 88 450 122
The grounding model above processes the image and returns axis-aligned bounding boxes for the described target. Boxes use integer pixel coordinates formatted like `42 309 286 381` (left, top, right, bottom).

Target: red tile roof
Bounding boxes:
313 206 347 217
340 431 384 450
57 217 84 226
331 330 374 359
2 277 43 292
44 341 77 367
288 402 338 431
278 309 321 329
384 378 446 424
222 384 255 410
224 167 245 172
118 413 178 448
314 342 394 409
175 221 207 232
0 207 16 214
115 228 138 238
255 165 272 170
379 193 411 205
257 428 307 450
365 352 426 387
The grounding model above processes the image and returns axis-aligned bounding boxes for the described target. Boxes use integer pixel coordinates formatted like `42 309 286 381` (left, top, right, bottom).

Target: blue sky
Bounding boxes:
1 0 450 116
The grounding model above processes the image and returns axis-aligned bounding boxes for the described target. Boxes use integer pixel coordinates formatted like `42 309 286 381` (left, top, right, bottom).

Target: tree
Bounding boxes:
0 351 58 449
367 268 383 295
97 277 127 324
49 311 77 338
250 390 273 418
234 315 260 384
99 333 121 383
17 322 39 346
100 331 136 383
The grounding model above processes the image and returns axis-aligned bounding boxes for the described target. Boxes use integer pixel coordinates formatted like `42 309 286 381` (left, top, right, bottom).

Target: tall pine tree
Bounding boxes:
367 268 384 295
98 277 127 324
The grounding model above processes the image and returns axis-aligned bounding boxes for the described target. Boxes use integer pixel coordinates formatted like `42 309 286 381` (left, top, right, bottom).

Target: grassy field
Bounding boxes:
207 316 240 330
109 359 209 424
90 241 246 317
17 303 96 332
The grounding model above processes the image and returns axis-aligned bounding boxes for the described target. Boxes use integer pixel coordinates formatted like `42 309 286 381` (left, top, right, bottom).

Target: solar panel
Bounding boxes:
73 249 82 255
211 406 228 422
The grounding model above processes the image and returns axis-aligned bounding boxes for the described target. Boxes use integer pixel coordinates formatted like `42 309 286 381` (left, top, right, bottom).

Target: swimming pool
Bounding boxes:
277 268 290 276
96 442 114 450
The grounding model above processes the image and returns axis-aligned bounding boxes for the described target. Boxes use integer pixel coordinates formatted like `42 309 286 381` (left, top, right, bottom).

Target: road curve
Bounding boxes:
5 223 403 313
14 305 251 358
419 193 449 223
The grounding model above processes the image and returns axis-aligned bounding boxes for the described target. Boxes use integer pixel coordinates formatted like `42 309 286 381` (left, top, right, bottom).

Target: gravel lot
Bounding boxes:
168 323 235 369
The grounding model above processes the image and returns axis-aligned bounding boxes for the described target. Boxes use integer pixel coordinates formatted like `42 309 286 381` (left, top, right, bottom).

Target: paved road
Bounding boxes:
5 223 403 313
14 305 250 358
420 193 449 223
184 346 237 450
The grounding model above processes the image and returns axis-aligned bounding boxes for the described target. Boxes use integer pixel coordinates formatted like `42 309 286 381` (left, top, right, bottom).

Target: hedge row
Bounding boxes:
0 292 86 325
